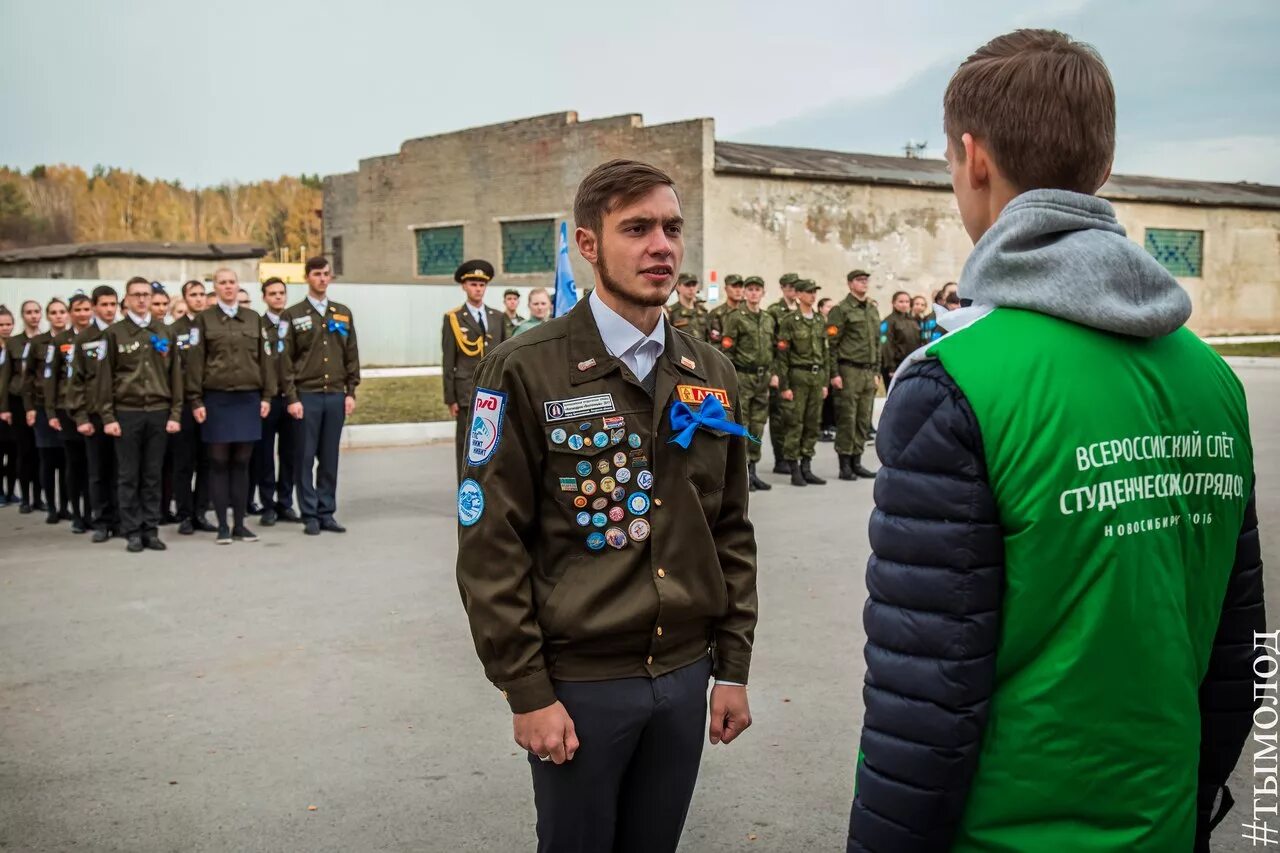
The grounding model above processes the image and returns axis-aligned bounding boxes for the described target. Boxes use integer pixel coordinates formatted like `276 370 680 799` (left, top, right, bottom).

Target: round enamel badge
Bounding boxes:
613 452 627 467
628 433 642 448
576 460 592 477
591 512 608 528
611 487 626 502
628 518 650 542
586 532 606 551
592 432 609 448
627 492 650 516
600 477 616 494
592 497 608 511
551 428 567 445
573 496 588 508
568 434 584 450
637 470 654 490
605 527 628 549
581 480 597 496
608 506 625 523
576 512 591 527
615 468 631 484
596 458 610 474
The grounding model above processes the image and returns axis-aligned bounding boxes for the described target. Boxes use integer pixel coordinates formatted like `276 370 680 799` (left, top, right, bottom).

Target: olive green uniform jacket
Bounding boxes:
185 306 277 408
456 299 758 714
94 318 183 424
67 324 110 426
827 294 880 375
441 303 507 409
666 301 710 342
280 299 361 403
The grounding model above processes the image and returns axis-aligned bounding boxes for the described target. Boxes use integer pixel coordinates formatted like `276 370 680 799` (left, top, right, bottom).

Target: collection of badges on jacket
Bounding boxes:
553 415 652 551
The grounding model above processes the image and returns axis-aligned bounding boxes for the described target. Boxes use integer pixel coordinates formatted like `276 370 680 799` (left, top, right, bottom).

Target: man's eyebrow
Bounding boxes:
616 215 656 229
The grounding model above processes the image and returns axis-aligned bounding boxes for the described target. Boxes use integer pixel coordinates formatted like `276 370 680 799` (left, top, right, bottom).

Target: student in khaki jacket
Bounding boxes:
456 160 758 853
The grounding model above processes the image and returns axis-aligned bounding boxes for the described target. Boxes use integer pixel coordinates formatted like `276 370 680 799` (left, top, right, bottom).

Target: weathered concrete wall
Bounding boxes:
705 174 1280 334
0 257 260 285
323 112 713 290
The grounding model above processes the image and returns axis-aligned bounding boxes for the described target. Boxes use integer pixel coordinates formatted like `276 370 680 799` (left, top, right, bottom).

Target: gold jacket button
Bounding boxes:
657 568 666 578
645 656 654 665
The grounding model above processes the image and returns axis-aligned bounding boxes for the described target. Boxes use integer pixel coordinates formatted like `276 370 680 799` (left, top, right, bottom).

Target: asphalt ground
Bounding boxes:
1 363 1277 852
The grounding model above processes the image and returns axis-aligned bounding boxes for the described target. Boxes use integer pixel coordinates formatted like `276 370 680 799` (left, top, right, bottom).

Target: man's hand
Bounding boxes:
288 401 304 420
104 422 122 437
821 386 829 400
513 701 579 765
449 402 460 418
260 401 270 418
709 684 752 746
193 406 207 424
77 422 94 436
781 389 794 401
769 375 779 389
344 395 356 416
0 411 9 425
26 411 35 427
48 416 61 432
831 375 844 391
165 419 181 434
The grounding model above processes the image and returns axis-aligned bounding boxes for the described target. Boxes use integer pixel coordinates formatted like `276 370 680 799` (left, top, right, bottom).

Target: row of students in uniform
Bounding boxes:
0 257 361 551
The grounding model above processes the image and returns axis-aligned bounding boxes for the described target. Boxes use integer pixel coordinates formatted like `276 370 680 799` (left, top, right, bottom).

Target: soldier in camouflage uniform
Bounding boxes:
666 273 710 341
717 275 775 491
766 272 800 472
774 279 829 487
707 274 745 345
826 269 880 480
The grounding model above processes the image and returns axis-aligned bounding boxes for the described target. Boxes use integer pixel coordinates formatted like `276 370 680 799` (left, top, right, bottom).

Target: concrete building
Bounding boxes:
323 112 1280 335
0 241 267 285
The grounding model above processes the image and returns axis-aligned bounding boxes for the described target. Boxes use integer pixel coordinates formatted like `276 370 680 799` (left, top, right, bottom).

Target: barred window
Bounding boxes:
1144 229 1203 278
415 225 464 277
501 219 555 274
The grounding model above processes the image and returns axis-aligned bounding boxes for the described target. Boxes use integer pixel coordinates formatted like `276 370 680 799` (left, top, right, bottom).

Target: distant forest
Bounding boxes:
0 165 323 259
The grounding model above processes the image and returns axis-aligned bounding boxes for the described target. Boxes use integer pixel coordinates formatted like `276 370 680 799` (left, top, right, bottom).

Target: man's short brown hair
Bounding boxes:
574 159 678 236
944 29 1115 194
125 276 150 294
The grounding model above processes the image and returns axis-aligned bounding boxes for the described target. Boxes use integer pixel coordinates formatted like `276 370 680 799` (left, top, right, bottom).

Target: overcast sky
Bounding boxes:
2 0 1276 186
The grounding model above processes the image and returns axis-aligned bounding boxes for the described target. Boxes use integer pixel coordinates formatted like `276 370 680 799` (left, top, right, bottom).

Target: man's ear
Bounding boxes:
963 133 989 192
575 226 598 265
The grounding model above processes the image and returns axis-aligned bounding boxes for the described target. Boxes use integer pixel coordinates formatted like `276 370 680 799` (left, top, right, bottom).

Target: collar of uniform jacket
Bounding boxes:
588 291 667 381
307 296 329 316
568 294 706 386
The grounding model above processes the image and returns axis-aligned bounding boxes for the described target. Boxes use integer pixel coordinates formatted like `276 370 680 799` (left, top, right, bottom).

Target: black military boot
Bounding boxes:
838 453 856 481
851 454 877 479
801 457 826 485
748 462 772 492
772 449 790 475
789 460 807 487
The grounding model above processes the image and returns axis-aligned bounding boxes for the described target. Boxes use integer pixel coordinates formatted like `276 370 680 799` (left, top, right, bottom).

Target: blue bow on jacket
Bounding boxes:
150 334 169 354
667 395 756 449
327 319 349 337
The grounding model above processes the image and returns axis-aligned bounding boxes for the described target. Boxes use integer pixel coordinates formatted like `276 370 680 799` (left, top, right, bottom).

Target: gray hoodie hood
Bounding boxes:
957 189 1192 338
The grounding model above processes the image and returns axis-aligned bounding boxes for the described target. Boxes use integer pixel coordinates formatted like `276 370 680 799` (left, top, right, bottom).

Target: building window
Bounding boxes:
501 219 556 274
415 225 464 276
1144 229 1203 278
331 236 343 276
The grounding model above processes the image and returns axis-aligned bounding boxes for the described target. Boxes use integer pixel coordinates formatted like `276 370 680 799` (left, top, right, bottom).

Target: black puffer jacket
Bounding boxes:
847 358 1265 852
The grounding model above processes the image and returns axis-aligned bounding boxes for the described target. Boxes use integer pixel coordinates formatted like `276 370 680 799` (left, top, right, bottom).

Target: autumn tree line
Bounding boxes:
0 164 323 259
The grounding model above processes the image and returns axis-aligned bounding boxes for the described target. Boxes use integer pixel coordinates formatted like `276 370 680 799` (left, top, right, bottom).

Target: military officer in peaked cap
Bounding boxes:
456 160 757 853
443 259 507 483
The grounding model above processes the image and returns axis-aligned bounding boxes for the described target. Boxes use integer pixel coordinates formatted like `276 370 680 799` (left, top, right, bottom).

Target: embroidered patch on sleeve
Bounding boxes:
467 388 507 466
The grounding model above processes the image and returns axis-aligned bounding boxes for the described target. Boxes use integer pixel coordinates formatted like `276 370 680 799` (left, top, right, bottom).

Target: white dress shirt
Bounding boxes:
308 295 328 316
466 303 486 331
588 291 665 382
217 301 238 318
127 311 150 328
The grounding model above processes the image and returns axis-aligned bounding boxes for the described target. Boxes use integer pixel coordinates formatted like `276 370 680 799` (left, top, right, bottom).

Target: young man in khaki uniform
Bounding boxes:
95 277 183 552
441 259 507 483
69 285 120 541
766 272 799 472
717 275 775 490
456 160 757 853
706 273 744 344
665 272 709 341
827 269 880 480
775 279 830 486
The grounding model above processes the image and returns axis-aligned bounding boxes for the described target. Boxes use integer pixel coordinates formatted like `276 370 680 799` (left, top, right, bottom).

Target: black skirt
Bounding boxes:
202 390 262 444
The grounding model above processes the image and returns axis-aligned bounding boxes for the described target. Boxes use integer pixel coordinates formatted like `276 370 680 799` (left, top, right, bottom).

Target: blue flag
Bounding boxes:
553 221 578 318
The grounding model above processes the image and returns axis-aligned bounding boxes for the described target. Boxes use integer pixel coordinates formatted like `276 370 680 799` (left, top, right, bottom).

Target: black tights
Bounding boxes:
208 442 254 529
38 446 68 518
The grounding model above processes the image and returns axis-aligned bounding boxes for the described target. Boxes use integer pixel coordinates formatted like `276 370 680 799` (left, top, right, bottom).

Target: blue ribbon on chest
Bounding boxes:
667 395 757 449
149 334 169 354
327 319 349 337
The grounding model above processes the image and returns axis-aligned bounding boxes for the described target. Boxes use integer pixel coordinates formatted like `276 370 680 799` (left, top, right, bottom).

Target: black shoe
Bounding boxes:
260 508 278 526
303 519 320 536
59 508 73 520
838 454 856 481
819 428 836 442
45 511 60 524
177 518 194 535
801 457 826 485
19 501 32 514
276 506 301 523
319 519 346 533
245 502 263 516
747 462 772 492
232 525 259 542
32 499 46 512
789 460 807 487
144 536 167 551
215 525 233 545
126 535 144 553
193 515 218 533
92 528 110 543
159 512 177 526
772 459 791 475
855 450 875 479
71 519 87 534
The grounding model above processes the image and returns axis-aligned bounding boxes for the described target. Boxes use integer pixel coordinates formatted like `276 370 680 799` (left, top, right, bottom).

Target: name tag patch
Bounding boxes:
676 385 731 408
544 393 615 423
467 388 507 467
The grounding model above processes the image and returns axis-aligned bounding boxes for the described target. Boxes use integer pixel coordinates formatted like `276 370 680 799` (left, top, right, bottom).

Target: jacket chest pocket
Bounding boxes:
679 426 730 496
544 412 650 516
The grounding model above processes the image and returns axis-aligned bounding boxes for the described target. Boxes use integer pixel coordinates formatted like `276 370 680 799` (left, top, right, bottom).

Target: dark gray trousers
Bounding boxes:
529 656 711 853
295 392 344 521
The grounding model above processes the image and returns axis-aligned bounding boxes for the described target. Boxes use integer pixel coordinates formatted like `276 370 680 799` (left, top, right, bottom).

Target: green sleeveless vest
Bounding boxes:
929 308 1253 852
